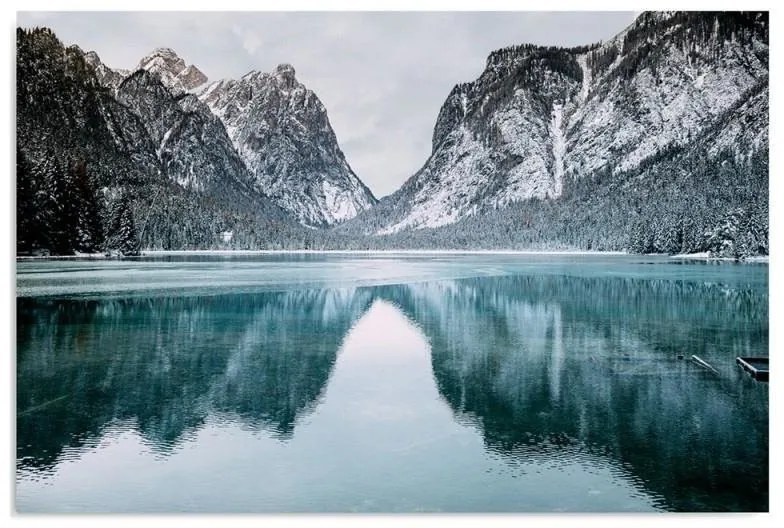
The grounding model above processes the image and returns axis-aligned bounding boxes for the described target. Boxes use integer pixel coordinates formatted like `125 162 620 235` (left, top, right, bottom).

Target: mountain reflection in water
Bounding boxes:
16 273 768 512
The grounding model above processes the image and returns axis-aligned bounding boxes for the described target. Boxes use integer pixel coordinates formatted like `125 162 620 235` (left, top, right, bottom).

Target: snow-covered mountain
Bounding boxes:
87 46 377 226
16 13 769 255
115 68 257 196
135 47 208 92
363 11 768 234
198 64 377 226
16 27 305 255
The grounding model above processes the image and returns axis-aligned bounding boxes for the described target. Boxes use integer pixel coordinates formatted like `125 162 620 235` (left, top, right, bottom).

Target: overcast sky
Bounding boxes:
18 11 637 197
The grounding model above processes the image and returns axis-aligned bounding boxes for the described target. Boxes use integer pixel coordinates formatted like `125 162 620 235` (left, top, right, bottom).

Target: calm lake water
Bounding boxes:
16 253 769 512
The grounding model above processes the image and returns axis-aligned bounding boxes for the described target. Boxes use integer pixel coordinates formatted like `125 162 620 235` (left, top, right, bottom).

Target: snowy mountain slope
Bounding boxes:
83 50 129 91
564 12 768 179
16 27 305 254
116 69 257 197
359 11 768 235
198 64 377 226
377 46 586 234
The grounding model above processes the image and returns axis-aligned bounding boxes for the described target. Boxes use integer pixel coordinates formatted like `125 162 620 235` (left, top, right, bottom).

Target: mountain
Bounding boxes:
198 64 377 226
87 46 377 227
16 27 307 255
345 11 768 257
135 47 208 92
115 69 258 197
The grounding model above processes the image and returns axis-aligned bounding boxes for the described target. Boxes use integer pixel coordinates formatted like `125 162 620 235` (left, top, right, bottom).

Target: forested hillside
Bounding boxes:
16 28 311 255
16 12 769 257
337 11 768 258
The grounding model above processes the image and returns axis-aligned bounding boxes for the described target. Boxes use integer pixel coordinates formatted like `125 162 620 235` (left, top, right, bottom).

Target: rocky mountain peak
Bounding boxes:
274 63 297 89
275 63 296 78
137 47 185 73
83 49 102 69
83 49 130 90
197 62 377 225
136 47 207 92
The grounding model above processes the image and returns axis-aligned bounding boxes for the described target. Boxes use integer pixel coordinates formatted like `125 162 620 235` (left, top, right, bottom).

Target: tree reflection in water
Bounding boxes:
17 273 767 511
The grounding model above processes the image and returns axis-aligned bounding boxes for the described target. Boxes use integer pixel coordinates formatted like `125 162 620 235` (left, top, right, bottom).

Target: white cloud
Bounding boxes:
231 25 264 55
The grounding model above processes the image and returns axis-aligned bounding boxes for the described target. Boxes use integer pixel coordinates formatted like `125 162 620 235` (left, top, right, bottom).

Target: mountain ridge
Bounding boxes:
16 12 769 257
83 45 378 226
340 11 767 245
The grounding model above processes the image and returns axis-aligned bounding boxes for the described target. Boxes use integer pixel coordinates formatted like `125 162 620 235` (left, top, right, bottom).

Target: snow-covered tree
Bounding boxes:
104 194 140 256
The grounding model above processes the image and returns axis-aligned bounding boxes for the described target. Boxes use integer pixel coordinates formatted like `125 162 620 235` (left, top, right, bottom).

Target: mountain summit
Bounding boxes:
136 47 208 92
198 64 377 226
358 12 767 240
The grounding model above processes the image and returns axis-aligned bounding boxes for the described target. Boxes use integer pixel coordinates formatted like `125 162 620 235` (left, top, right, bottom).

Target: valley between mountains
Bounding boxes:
16 11 768 258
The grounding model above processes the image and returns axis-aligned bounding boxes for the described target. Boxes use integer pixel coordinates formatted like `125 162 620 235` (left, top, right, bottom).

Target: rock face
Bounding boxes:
85 45 378 226
83 50 129 91
116 69 256 196
198 64 377 226
16 27 301 254
136 47 208 92
369 11 768 234
178 64 208 90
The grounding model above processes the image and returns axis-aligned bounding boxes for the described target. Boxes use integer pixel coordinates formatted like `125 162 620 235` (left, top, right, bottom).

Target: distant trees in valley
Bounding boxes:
15 144 768 258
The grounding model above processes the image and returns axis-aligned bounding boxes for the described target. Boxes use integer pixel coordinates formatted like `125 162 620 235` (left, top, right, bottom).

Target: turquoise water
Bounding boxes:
16 254 769 512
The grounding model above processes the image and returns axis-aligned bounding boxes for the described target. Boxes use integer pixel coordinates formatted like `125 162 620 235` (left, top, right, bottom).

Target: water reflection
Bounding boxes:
17 272 768 512
17 289 373 469
385 276 768 512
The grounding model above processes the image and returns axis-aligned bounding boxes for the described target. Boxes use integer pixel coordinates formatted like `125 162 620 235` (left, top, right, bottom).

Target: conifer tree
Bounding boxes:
71 159 103 252
104 194 140 256
16 146 40 253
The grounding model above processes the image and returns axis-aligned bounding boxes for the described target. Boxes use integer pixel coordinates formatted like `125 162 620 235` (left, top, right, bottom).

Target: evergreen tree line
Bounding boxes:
16 147 140 256
326 143 768 258
19 138 765 257
16 144 335 255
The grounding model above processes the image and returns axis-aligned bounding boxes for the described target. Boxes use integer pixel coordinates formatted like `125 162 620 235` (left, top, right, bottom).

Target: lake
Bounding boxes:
15 253 769 512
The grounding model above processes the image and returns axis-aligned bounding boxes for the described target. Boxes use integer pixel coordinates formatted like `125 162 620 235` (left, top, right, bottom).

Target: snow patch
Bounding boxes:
576 54 592 103
156 127 174 158
670 252 768 263
322 180 359 224
549 103 566 197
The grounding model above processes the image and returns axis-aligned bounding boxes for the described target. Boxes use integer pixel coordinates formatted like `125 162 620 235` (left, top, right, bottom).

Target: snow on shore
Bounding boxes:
17 249 769 262
140 249 629 256
670 252 769 262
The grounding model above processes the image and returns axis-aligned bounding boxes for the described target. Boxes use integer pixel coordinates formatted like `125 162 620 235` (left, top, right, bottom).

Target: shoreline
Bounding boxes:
15 249 769 262
142 249 630 256
17 249 628 260
670 252 769 263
